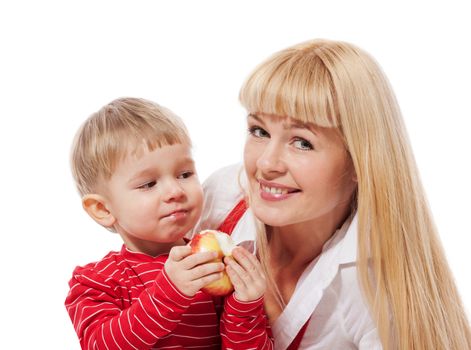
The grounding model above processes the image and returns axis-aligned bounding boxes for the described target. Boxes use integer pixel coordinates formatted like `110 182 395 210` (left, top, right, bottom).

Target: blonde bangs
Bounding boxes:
239 45 339 128
94 117 188 177
239 38 471 349
71 97 190 196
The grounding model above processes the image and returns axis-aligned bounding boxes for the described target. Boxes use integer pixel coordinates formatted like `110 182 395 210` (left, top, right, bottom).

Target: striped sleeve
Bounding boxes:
220 294 274 349
65 266 194 349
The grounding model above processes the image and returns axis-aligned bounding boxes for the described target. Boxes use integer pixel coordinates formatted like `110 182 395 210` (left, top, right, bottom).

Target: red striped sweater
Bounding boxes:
65 245 272 349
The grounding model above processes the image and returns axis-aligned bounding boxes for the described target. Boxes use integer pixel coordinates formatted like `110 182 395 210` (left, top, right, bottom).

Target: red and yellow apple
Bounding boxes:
189 230 236 296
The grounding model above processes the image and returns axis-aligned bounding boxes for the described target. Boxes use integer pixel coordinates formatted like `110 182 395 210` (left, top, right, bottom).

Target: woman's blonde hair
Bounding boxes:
71 97 190 196
240 39 471 349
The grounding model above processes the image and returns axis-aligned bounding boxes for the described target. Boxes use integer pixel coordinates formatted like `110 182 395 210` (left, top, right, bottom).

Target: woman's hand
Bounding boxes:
164 245 225 297
224 246 267 302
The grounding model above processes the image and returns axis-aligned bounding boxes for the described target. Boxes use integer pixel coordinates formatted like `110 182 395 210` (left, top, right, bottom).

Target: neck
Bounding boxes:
269 210 352 269
122 237 186 257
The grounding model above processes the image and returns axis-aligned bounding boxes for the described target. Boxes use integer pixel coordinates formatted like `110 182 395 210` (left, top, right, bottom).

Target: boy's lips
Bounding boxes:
161 209 189 220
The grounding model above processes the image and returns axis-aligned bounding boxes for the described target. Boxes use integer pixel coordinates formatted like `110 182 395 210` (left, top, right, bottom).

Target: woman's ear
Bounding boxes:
82 194 116 228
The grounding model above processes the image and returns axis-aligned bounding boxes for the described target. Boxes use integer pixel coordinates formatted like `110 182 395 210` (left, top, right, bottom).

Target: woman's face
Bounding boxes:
244 113 357 228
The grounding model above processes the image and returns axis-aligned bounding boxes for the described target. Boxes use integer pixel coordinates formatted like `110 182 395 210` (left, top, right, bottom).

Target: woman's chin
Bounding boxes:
252 206 291 227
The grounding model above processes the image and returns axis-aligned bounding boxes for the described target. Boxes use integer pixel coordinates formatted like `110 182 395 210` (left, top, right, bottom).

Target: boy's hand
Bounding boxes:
165 245 225 297
224 247 266 302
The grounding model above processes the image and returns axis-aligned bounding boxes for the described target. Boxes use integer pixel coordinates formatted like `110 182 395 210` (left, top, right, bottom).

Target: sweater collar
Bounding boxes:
120 244 169 262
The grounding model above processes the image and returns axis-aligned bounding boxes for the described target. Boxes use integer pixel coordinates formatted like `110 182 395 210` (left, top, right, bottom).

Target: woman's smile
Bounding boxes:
258 179 301 201
244 113 356 227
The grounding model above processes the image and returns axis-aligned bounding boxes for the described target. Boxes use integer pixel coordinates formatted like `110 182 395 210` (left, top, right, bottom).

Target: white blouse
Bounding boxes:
192 163 383 350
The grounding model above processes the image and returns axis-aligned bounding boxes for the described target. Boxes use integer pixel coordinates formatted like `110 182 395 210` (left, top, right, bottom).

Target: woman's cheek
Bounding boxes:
244 140 260 172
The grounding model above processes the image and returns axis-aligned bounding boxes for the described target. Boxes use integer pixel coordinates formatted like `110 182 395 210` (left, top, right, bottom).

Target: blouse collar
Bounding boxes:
271 212 359 349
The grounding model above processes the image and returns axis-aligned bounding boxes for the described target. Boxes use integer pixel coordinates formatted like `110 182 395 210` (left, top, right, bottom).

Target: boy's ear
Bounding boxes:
82 194 116 228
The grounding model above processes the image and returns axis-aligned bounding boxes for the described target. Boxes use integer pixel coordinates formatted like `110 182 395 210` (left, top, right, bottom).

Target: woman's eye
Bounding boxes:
248 126 270 138
178 171 194 179
138 181 156 190
293 138 314 151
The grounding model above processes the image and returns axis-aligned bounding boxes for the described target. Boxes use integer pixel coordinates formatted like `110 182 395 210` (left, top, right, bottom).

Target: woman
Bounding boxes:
195 39 471 349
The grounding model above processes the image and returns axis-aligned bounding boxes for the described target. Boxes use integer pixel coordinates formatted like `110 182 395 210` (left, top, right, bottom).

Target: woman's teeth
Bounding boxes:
262 185 288 195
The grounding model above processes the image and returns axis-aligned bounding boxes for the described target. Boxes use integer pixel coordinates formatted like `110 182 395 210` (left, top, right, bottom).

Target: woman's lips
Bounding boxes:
258 179 300 201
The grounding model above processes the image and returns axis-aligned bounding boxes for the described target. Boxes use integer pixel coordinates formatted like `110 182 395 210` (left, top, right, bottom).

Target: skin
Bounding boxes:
83 141 266 299
243 113 357 320
99 143 204 254
83 142 223 296
225 247 266 302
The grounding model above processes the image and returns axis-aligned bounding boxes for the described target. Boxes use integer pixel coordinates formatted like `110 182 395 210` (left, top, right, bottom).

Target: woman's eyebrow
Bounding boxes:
248 113 318 135
285 119 318 135
247 113 262 122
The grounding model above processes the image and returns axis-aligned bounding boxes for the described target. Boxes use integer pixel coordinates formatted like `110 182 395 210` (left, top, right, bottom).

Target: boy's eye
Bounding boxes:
178 171 194 179
292 138 314 151
138 181 156 189
248 126 270 138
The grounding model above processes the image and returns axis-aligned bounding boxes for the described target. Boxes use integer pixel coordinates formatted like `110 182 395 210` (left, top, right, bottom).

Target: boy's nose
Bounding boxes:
162 180 185 202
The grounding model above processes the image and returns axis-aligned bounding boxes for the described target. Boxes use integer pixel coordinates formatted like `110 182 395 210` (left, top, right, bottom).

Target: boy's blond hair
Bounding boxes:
71 97 191 196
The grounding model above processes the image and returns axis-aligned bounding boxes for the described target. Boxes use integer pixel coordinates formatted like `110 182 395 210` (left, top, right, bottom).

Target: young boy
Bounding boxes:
65 97 272 349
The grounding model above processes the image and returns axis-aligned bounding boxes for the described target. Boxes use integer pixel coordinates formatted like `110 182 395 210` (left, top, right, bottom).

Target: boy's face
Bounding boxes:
102 142 203 255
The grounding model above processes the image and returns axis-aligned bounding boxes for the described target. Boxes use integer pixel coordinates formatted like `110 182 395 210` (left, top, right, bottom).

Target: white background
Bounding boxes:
1 1 470 348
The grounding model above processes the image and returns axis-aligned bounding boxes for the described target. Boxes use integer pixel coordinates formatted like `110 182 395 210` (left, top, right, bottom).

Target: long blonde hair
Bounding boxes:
240 39 471 349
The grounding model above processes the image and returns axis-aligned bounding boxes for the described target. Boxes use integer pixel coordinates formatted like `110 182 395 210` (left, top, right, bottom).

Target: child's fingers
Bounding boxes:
225 256 250 286
231 247 265 280
190 262 225 280
194 272 224 291
225 253 267 302
181 251 218 269
168 245 192 262
225 261 246 288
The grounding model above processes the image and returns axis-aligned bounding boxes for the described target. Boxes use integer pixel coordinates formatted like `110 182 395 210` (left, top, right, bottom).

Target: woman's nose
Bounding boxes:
256 141 286 175
162 179 186 202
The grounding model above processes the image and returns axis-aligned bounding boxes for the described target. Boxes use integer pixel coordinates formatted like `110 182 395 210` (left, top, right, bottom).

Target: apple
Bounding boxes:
189 230 236 296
